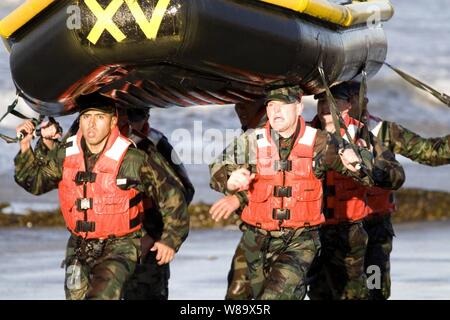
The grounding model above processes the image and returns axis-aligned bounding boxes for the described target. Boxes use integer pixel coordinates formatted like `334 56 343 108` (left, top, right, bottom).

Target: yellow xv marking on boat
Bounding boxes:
125 0 171 40
85 0 126 44
86 0 171 45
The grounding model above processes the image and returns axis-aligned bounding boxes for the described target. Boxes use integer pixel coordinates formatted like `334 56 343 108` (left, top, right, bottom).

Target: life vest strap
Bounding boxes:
326 185 336 196
129 193 143 208
74 191 141 216
324 208 335 219
74 214 142 235
129 213 143 229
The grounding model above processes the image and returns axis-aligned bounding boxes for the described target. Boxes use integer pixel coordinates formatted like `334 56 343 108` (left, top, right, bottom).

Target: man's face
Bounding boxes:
79 110 117 147
317 98 352 132
348 95 369 119
266 99 303 135
130 117 149 132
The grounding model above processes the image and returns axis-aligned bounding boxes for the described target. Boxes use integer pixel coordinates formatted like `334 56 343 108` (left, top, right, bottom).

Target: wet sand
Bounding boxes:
0 220 449 300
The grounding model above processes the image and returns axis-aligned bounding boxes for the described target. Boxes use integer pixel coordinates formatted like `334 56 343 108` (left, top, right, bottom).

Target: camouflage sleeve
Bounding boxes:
14 139 64 195
370 133 405 190
156 135 195 204
147 143 187 200
234 191 249 212
313 130 405 190
380 121 450 166
209 130 256 195
136 150 189 252
312 131 373 186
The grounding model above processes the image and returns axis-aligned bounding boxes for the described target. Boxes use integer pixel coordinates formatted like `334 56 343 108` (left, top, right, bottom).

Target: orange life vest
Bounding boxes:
58 127 144 239
323 116 368 224
365 186 396 216
241 117 324 231
365 115 396 216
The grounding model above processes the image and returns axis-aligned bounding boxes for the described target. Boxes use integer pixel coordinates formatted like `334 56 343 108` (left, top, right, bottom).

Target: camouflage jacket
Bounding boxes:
144 128 195 204
14 136 189 252
371 117 450 166
210 120 405 209
127 127 195 240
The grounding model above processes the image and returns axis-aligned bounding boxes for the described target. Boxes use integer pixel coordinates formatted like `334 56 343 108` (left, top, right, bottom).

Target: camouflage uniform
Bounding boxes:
123 128 194 300
210 103 404 300
64 230 142 300
14 135 189 300
307 113 370 301
242 224 321 300
376 120 450 166
307 222 369 300
364 119 450 300
225 223 253 300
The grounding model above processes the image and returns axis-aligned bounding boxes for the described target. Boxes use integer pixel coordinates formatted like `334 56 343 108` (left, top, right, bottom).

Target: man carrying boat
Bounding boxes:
209 85 404 299
13 93 189 300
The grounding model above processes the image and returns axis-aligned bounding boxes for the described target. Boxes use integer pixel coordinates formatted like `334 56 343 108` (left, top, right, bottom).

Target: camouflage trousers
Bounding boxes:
307 221 369 300
122 251 170 300
242 225 321 300
363 213 395 300
225 234 252 300
64 231 142 300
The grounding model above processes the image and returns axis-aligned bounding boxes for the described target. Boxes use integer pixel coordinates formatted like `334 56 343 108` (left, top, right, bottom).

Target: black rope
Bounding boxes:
356 69 370 145
317 64 373 176
385 62 450 108
0 94 19 123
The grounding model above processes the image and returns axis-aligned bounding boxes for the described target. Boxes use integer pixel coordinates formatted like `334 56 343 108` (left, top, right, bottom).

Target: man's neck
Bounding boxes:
85 136 109 155
325 123 336 134
278 118 300 138
86 144 103 155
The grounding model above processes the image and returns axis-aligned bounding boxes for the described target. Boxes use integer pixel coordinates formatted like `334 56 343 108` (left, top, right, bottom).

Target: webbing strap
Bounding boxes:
356 70 368 141
317 64 375 176
129 193 143 208
0 94 19 123
0 95 23 144
0 115 45 144
385 62 450 108
317 65 361 161
317 66 345 150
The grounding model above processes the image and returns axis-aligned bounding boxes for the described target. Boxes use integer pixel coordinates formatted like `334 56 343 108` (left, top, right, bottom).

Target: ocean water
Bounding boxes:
0 0 449 209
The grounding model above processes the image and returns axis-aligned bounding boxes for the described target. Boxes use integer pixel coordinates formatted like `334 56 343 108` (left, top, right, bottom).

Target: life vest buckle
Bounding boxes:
274 160 292 172
272 208 291 220
76 198 93 211
75 171 97 185
273 186 292 197
75 220 96 233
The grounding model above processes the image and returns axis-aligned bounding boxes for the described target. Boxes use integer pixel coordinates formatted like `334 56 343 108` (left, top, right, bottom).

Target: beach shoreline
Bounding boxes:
1 187 449 228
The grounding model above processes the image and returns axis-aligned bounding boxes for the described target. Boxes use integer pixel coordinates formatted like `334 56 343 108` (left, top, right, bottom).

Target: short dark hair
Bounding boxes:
314 81 361 101
126 108 150 123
